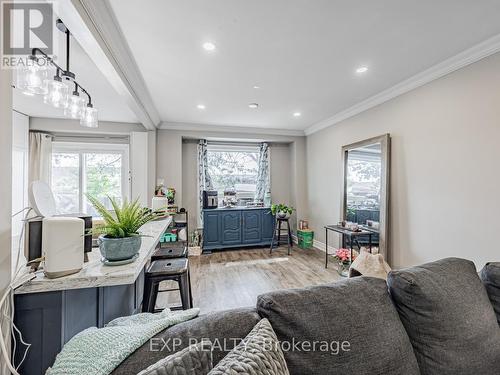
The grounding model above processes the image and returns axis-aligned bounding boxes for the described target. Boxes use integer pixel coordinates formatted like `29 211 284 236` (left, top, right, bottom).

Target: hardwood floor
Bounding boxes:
157 246 342 314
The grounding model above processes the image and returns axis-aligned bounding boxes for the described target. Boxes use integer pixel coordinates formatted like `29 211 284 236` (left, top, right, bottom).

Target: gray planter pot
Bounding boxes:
98 235 142 262
277 211 288 219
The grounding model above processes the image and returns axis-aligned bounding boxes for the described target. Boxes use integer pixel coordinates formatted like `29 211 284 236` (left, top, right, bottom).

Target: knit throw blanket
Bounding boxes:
46 308 200 375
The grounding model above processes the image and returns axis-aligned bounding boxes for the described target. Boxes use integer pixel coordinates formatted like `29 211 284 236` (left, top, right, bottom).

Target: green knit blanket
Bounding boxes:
46 308 200 375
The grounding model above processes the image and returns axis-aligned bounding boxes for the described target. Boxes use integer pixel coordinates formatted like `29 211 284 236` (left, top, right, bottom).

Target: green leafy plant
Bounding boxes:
271 203 295 216
87 195 164 238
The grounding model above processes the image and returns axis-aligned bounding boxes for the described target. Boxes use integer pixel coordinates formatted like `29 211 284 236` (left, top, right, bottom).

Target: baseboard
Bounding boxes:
312 239 339 254
293 235 339 254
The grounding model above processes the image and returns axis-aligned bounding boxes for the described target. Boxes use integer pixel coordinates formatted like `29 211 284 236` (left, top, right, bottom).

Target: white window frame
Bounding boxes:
51 142 130 213
206 143 260 199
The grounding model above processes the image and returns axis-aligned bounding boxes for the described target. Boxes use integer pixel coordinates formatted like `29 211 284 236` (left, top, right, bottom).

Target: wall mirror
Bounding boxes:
341 134 391 263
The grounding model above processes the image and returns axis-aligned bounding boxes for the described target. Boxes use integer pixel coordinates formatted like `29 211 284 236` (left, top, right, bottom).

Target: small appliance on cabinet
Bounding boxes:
203 190 218 209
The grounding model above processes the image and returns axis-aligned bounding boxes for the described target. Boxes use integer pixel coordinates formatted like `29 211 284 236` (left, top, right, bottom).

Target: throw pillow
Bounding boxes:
257 277 420 375
208 318 289 375
388 257 500 375
138 341 213 375
480 262 500 325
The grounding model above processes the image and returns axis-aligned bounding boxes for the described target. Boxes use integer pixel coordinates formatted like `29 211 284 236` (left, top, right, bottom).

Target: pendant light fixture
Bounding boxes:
15 19 98 128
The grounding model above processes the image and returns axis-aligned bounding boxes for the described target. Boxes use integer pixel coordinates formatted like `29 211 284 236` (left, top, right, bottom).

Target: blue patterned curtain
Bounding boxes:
254 142 270 201
198 140 213 226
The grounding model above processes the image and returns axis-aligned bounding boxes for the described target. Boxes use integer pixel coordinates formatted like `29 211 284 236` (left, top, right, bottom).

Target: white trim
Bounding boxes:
312 239 338 254
160 121 305 137
54 0 160 130
305 33 500 135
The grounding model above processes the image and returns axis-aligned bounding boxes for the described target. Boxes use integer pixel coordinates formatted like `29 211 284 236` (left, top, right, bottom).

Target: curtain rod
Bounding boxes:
182 138 290 146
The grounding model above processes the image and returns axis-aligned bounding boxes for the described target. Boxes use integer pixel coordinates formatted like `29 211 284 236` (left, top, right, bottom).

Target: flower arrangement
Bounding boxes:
334 248 358 265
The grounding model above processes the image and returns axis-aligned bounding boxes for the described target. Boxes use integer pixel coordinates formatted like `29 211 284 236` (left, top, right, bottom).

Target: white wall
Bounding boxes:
0 65 13 375
12 111 29 273
306 52 500 269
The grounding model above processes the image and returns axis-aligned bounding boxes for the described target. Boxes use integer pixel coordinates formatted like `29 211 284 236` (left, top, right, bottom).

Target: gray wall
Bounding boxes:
157 129 306 233
306 52 500 268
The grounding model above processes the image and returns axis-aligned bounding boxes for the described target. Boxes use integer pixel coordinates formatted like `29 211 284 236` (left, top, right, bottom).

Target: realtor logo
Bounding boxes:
1 1 54 66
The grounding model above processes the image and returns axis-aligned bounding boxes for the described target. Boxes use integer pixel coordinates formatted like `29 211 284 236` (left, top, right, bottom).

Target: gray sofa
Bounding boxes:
113 258 500 375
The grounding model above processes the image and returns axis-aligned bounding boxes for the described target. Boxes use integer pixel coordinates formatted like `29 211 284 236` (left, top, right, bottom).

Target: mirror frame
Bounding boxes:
340 134 391 263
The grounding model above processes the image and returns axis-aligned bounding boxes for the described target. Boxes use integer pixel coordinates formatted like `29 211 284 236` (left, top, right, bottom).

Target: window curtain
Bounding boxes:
198 140 213 227
254 142 270 201
28 132 52 186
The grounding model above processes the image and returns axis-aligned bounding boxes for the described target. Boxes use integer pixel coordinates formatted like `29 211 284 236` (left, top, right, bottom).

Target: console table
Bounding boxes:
12 217 172 375
324 225 373 268
202 207 274 252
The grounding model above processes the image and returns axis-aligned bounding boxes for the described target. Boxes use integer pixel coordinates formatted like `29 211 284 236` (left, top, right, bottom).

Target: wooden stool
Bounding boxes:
151 246 187 261
270 217 292 255
143 258 192 313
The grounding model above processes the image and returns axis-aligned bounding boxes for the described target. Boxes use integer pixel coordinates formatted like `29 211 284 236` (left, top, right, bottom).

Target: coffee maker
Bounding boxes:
202 190 218 209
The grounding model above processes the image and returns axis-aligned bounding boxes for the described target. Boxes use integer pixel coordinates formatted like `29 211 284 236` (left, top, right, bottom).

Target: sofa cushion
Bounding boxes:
480 262 500 325
112 308 260 375
138 341 213 375
257 277 420 375
388 257 500 375
209 319 289 375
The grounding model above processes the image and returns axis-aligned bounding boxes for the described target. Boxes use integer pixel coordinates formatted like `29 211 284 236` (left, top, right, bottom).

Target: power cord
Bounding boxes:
0 207 37 374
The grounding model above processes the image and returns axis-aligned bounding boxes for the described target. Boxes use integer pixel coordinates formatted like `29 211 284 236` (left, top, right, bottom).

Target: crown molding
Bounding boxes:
305 33 500 135
159 121 305 137
55 0 161 130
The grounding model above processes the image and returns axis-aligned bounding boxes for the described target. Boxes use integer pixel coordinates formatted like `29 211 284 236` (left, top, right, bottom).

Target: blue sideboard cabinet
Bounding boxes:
202 207 274 252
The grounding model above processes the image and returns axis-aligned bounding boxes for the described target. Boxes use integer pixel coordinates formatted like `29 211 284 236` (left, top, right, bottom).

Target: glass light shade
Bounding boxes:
16 63 49 95
80 106 98 128
64 95 85 119
44 80 69 108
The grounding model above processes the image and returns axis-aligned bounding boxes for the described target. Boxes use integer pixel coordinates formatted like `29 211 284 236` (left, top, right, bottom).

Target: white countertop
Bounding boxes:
14 217 172 295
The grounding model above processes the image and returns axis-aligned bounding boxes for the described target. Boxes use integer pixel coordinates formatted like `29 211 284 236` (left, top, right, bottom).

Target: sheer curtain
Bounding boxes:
28 132 52 186
255 142 270 202
198 140 213 227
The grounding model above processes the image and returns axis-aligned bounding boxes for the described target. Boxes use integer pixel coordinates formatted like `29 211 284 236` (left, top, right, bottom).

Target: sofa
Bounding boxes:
113 258 500 375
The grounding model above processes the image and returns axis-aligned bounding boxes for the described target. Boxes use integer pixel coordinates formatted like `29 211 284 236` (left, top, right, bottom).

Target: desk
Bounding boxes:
324 225 373 269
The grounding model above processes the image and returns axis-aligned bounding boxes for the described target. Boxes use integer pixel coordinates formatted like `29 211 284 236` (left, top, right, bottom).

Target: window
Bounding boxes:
206 144 259 199
51 142 130 216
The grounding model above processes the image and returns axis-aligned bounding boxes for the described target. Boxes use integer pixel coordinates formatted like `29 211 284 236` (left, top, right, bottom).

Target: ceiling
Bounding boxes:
105 0 500 132
13 18 138 123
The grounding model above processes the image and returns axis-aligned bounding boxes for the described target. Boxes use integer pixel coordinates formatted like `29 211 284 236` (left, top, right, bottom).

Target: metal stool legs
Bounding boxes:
270 218 292 255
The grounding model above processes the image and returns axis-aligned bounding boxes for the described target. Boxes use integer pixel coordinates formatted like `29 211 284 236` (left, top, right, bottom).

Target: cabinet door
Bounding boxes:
261 209 275 241
221 211 242 245
204 211 221 246
242 210 261 244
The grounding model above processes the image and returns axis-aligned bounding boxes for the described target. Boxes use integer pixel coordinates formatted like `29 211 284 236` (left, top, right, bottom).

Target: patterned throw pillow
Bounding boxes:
209 318 289 375
138 341 213 375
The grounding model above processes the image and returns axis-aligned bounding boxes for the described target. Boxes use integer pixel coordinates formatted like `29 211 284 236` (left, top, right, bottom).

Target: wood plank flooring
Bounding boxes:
157 246 342 314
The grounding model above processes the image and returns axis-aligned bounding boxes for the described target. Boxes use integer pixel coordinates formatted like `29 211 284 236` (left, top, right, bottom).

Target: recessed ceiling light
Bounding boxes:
197 104 206 110
253 85 260 89
356 66 368 74
202 42 216 51
293 112 301 117
248 103 259 109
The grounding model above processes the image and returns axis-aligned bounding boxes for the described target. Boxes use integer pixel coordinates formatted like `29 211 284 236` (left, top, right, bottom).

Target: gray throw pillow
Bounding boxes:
138 341 213 375
480 262 500 325
388 257 500 375
208 318 289 375
257 277 420 375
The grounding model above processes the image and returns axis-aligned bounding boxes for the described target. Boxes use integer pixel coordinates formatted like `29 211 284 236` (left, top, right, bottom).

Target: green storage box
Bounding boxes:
297 229 314 249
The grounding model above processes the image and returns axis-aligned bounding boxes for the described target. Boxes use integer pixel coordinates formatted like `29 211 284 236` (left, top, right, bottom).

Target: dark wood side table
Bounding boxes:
324 225 373 269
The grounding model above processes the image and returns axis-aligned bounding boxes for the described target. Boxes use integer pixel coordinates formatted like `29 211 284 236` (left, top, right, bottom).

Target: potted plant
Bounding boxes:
87 195 164 264
271 203 295 219
334 248 358 277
